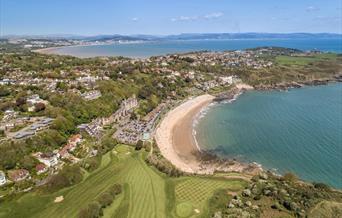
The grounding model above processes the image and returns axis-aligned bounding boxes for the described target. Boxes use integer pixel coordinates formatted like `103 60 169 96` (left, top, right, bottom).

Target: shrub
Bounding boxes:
97 192 113 208
144 143 151 152
135 140 143 150
82 157 101 172
78 202 102 218
271 202 282 210
107 184 122 197
44 165 82 192
313 182 331 191
34 102 46 112
282 172 298 183
253 195 261 201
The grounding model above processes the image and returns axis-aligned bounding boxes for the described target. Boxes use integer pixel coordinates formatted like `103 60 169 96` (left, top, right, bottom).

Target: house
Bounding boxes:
0 171 6 186
36 164 48 175
2 109 17 121
218 76 233 85
26 94 48 112
77 122 102 138
26 94 41 105
68 134 82 146
58 147 70 159
13 130 35 139
38 118 54 125
34 152 58 167
7 169 30 182
81 90 102 101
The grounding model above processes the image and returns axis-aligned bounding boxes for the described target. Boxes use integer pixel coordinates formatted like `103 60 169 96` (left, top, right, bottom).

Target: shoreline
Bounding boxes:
34 44 92 55
155 84 261 175
155 94 215 173
155 81 342 177
33 40 148 55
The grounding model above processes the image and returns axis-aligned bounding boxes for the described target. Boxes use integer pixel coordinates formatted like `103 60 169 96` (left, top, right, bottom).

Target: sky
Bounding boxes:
0 0 341 36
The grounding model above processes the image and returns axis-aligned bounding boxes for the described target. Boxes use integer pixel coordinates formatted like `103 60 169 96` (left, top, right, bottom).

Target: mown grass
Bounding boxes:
0 145 247 218
172 177 247 217
275 53 338 66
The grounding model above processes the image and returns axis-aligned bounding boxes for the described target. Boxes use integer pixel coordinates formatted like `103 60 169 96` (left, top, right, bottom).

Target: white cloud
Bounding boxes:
306 6 320 12
131 17 139 22
171 16 199 22
203 12 224 19
171 12 224 22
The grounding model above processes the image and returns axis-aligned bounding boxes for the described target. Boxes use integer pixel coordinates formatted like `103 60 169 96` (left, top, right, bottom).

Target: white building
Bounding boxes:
81 90 102 101
0 171 6 186
33 152 59 167
219 76 233 85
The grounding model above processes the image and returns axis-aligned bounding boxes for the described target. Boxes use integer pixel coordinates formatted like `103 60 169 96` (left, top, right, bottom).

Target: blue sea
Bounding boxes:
195 84 342 188
50 38 341 58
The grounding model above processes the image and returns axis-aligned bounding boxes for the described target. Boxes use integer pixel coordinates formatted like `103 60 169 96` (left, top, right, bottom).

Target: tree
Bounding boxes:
108 184 122 196
78 202 102 218
56 81 68 91
0 129 5 138
16 97 26 106
44 165 82 192
101 136 118 151
282 172 298 183
135 140 143 150
0 86 10 97
20 155 37 171
97 192 113 208
313 182 331 191
34 102 46 112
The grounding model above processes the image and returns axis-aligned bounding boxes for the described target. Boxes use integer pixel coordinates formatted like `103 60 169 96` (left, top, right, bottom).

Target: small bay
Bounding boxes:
195 84 342 188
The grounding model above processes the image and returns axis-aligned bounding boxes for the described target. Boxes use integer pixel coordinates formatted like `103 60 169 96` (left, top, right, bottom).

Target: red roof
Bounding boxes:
8 169 29 181
36 163 47 172
59 147 69 157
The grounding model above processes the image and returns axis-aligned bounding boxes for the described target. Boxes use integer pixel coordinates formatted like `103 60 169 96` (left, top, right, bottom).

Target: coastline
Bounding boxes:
155 84 261 175
155 94 215 173
154 80 342 177
33 44 87 55
33 40 148 57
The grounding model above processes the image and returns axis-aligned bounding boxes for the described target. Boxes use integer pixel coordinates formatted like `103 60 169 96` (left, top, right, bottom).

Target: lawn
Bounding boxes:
275 53 338 66
0 145 247 218
172 177 247 217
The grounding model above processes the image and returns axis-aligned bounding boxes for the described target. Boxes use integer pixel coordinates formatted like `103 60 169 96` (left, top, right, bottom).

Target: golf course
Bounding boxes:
0 145 247 218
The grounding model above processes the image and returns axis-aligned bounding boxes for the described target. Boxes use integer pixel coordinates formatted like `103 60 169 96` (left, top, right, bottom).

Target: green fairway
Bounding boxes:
275 53 338 66
172 177 247 217
0 145 247 218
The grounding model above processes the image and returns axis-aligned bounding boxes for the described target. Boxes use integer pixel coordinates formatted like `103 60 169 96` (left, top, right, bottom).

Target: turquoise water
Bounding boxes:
195 84 342 188
52 38 341 58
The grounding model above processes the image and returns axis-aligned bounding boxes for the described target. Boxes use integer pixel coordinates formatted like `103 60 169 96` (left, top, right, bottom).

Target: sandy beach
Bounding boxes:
154 94 215 173
155 85 262 175
33 47 59 54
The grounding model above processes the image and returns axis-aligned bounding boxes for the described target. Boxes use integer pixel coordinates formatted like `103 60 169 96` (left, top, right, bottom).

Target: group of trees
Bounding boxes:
43 165 83 193
145 144 183 177
78 184 122 218
208 171 340 217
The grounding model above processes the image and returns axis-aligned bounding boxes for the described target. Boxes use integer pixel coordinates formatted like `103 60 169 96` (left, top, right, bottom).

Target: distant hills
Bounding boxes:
161 33 342 40
2 33 341 42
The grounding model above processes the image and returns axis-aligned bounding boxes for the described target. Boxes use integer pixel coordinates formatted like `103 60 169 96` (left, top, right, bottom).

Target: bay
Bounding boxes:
195 84 342 188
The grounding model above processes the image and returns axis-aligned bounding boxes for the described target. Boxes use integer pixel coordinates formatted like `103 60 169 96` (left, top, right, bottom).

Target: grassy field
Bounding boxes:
0 145 247 218
172 177 247 217
275 53 338 66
